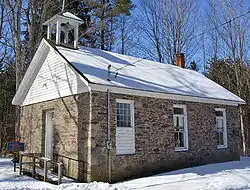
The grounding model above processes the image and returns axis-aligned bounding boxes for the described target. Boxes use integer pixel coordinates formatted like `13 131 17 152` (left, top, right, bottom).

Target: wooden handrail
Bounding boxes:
53 153 88 165
53 153 88 179
19 152 63 185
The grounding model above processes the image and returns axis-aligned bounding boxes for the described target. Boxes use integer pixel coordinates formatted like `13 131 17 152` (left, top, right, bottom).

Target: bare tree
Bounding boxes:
5 0 59 141
136 0 200 65
0 0 15 153
115 14 137 55
23 0 59 64
134 0 164 62
6 0 23 141
162 0 200 64
0 0 11 68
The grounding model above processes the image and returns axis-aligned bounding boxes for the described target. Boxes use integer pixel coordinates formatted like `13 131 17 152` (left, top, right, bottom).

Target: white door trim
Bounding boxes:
45 111 54 159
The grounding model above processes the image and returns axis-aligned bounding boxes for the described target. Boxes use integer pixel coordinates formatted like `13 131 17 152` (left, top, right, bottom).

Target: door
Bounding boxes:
45 111 54 159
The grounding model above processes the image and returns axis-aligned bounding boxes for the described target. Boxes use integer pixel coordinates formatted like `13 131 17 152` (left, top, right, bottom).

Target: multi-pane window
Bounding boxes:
215 108 227 148
116 101 132 127
116 99 135 155
173 105 188 150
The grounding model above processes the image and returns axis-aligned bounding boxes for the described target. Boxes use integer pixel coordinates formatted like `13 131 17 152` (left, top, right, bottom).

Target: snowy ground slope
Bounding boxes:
0 157 127 190
0 157 55 190
120 157 250 190
2 157 250 190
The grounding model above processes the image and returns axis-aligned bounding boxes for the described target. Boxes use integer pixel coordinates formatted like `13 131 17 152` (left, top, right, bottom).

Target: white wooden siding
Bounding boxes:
116 127 135 155
23 49 89 106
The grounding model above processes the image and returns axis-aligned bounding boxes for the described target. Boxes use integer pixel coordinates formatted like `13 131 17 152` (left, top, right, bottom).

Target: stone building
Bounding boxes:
12 12 245 182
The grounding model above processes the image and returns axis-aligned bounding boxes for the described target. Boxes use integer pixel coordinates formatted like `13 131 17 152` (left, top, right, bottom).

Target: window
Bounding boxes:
116 100 133 127
116 99 135 155
173 105 188 151
215 108 227 148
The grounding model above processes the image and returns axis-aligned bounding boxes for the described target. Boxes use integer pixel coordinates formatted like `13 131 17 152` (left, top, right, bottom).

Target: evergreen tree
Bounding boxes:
65 0 135 50
0 61 16 153
207 58 250 154
189 61 199 72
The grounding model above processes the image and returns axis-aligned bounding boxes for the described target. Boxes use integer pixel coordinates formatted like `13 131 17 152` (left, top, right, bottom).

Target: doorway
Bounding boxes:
45 111 54 159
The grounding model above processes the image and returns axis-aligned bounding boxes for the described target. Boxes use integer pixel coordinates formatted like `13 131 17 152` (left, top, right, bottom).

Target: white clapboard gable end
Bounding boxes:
12 39 90 106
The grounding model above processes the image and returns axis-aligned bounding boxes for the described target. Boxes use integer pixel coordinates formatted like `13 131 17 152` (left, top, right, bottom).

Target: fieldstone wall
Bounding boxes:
20 90 241 183
90 91 240 182
20 93 90 181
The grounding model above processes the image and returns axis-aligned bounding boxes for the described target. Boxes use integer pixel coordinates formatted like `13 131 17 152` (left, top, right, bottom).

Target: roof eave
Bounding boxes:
12 39 51 106
43 15 58 26
59 15 84 24
43 14 83 26
89 83 245 106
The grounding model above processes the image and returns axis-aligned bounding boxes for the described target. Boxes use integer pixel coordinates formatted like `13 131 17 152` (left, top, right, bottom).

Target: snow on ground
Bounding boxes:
0 157 127 190
0 157 55 190
57 182 129 190
120 157 250 190
2 157 250 190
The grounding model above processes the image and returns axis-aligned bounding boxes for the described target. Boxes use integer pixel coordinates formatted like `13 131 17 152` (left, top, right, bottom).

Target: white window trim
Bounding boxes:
215 108 228 149
116 99 135 155
173 104 188 151
116 99 135 128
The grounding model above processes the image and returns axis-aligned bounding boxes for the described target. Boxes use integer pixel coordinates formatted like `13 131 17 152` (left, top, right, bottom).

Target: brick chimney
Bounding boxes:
176 53 185 68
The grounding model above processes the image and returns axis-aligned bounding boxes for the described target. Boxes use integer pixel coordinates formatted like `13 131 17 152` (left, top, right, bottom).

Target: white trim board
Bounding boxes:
215 108 228 149
12 40 50 105
116 99 135 155
173 104 188 151
90 83 243 106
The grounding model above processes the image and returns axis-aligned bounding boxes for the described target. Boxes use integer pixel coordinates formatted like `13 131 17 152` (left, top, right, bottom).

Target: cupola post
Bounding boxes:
74 24 79 49
56 20 61 45
47 24 52 40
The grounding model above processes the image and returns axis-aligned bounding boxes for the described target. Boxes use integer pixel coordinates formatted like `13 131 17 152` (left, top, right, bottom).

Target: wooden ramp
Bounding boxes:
19 152 65 185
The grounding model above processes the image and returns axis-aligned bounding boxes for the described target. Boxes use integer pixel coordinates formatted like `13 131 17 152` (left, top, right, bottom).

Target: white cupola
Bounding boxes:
43 12 83 49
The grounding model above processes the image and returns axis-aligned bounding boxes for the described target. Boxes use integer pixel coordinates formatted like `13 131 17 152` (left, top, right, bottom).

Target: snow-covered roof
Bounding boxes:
56 45 245 104
43 12 83 26
61 12 83 21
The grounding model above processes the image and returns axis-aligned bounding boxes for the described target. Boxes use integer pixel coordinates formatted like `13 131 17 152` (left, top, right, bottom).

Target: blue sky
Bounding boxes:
130 0 210 68
130 0 249 70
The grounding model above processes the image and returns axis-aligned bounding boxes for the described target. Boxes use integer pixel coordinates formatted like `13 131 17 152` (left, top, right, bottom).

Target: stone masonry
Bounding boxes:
20 90 240 182
20 93 90 181
90 91 240 182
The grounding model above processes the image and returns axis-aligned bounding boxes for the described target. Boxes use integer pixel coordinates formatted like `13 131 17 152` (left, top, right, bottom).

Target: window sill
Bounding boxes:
175 148 188 152
217 145 227 149
116 153 136 156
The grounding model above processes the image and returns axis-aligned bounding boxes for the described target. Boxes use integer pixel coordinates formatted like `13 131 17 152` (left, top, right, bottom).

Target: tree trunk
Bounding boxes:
239 106 246 155
15 0 22 141
7 0 23 141
101 0 105 50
